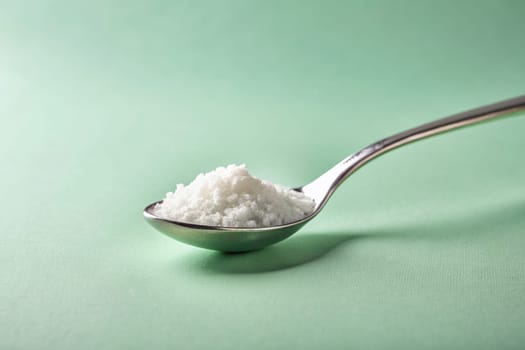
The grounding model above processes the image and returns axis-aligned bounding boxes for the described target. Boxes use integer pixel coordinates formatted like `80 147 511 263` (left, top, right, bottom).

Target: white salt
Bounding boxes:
153 164 315 228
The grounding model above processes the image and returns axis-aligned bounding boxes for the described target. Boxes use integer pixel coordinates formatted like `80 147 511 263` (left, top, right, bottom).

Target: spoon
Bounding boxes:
144 95 525 252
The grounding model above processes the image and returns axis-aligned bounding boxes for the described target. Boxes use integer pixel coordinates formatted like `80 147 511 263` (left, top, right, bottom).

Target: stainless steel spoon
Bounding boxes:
144 95 525 252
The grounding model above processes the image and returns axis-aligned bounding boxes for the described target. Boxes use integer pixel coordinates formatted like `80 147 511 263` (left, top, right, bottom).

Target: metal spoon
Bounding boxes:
144 95 525 252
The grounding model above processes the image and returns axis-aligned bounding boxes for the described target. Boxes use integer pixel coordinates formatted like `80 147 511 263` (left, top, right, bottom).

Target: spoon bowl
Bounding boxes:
144 95 525 252
143 195 317 252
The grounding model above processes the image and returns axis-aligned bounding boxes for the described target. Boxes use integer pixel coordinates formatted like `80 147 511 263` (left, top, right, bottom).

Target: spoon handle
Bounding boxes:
305 95 525 207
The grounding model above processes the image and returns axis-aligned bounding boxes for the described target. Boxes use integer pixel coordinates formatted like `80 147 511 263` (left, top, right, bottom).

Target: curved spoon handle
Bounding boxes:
304 95 525 207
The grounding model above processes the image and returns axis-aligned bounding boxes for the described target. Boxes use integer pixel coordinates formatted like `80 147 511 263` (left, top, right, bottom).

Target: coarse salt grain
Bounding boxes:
153 164 315 228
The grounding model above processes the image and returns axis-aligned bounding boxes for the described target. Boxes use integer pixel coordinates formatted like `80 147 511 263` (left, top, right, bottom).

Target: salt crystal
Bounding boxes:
153 164 315 228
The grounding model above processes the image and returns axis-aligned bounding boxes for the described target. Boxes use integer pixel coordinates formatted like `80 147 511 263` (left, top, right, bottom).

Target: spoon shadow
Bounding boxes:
180 195 525 274
186 232 361 274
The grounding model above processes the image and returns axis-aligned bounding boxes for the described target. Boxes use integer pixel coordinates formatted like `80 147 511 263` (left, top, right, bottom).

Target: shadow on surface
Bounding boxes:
187 232 361 274
181 196 525 274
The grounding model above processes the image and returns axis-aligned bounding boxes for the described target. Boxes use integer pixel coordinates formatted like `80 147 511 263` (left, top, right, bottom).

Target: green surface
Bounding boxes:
2 1 525 349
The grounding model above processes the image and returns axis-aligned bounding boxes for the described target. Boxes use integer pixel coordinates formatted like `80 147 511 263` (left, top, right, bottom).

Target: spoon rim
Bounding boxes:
143 200 317 232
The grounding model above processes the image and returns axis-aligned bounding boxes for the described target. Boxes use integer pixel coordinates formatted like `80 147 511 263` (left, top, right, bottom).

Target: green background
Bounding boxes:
2 1 525 349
